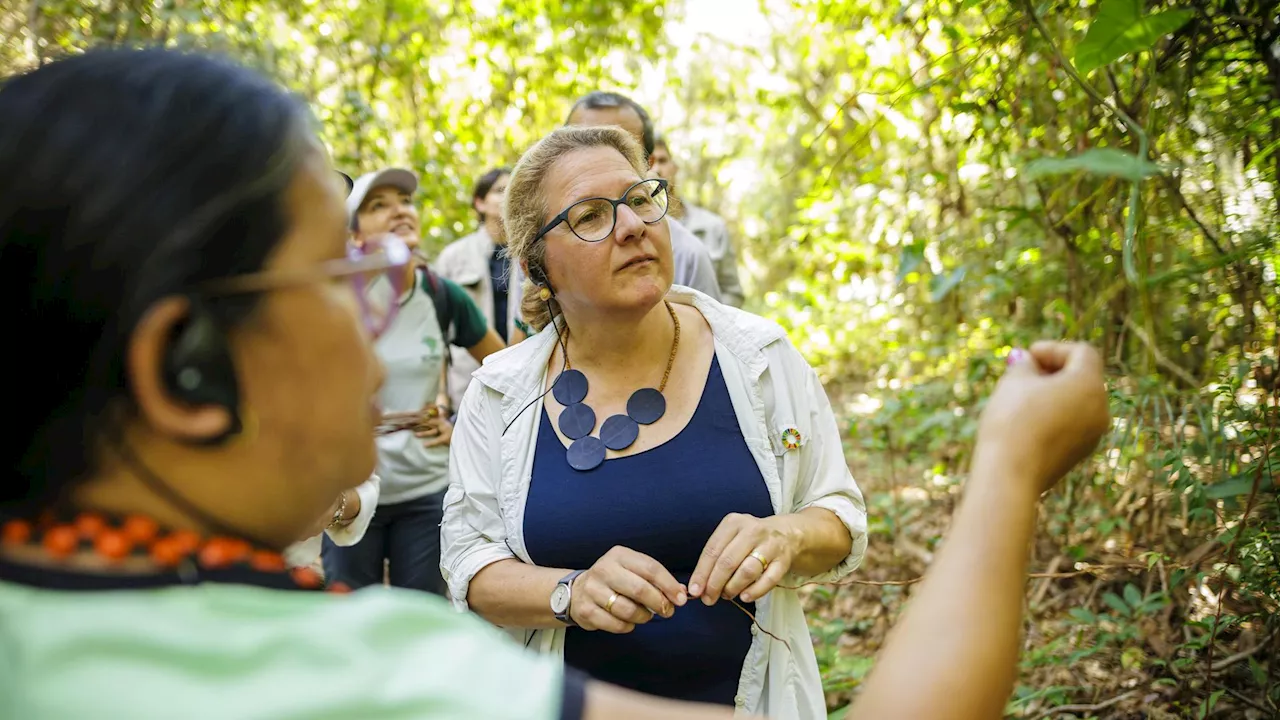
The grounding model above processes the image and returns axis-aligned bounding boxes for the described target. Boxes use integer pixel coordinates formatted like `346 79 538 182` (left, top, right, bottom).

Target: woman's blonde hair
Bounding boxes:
504 125 650 332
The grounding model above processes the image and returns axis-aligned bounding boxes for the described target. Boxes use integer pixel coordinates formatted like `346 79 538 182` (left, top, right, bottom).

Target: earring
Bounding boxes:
539 286 552 301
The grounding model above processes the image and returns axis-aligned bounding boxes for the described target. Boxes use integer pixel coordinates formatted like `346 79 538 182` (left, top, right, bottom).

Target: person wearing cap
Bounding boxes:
649 136 744 308
277 170 385 571
323 167 504 594
435 167 529 411
565 92 721 303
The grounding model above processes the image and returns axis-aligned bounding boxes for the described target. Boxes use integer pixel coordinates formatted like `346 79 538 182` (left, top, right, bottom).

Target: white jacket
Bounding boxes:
440 287 868 719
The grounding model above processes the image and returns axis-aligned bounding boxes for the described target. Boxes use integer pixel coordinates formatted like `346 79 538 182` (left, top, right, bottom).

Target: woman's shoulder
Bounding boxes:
675 288 793 356
0 581 566 719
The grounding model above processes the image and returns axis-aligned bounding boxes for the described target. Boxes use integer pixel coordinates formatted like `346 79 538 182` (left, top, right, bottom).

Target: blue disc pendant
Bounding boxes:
558 403 596 440
600 414 640 451
566 435 606 471
552 369 589 406
627 388 666 425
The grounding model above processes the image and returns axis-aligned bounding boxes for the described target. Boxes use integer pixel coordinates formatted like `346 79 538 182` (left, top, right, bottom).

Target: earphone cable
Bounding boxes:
501 293 570 436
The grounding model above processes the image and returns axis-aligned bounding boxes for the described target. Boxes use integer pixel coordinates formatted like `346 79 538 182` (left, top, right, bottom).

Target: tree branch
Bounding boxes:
1161 176 1231 256
1223 687 1273 716
1031 689 1140 720
1210 628 1279 673
1123 316 1199 387
1022 0 1149 287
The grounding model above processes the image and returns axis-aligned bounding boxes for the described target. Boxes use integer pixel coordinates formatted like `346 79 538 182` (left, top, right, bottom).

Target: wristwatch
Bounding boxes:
550 569 587 626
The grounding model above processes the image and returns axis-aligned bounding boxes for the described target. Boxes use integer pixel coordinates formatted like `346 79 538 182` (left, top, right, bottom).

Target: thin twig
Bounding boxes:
1123 316 1200 387
781 558 1209 591
729 598 792 654
1031 689 1140 720
1222 686 1273 715
1211 628 1278 672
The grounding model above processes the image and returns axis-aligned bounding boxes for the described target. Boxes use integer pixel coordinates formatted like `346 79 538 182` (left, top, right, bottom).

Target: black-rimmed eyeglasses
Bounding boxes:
533 178 670 244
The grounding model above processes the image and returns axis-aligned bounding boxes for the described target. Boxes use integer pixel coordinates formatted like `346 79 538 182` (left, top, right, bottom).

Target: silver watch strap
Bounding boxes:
554 569 587 625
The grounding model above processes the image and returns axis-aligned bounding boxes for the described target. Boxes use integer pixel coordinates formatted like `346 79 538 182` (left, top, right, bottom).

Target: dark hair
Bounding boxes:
653 134 669 153
471 167 510 221
567 91 655 157
0 48 312 511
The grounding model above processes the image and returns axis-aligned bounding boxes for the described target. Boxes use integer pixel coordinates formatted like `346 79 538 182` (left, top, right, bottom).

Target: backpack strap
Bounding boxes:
416 265 453 346
415 265 456 414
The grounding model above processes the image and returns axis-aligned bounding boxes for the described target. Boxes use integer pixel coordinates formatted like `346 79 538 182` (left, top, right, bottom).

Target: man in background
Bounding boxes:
565 91 722 301
435 167 526 411
650 136 744 308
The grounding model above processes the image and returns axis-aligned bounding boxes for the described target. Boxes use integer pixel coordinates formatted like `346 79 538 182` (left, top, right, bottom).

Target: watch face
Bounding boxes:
550 583 571 614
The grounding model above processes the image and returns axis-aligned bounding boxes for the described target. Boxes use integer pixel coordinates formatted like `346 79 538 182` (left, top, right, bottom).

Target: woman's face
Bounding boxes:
355 185 420 248
539 146 673 321
228 149 384 542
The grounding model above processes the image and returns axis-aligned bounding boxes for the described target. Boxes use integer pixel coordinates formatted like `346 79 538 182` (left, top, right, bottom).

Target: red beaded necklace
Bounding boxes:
0 511 348 593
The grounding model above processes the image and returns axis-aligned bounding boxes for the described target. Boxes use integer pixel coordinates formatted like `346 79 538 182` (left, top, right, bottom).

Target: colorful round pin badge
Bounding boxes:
781 427 802 450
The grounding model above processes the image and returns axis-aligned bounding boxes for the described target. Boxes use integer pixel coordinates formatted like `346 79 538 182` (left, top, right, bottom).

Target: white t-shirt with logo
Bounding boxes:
370 271 488 504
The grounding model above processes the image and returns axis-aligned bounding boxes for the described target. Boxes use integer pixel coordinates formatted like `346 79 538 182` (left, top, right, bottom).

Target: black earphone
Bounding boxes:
500 262 567 437
161 298 243 444
528 261 552 292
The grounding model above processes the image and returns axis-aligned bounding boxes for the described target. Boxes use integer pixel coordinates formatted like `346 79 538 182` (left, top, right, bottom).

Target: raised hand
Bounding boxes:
978 341 1110 493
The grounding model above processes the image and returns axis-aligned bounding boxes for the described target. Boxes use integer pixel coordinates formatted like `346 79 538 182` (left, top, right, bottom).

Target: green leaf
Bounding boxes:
1024 148 1163 181
1203 471 1270 499
1249 657 1267 688
929 267 966 302
1123 583 1142 608
1197 689 1225 719
1074 0 1194 74
1067 607 1096 624
1102 591 1130 616
827 706 848 720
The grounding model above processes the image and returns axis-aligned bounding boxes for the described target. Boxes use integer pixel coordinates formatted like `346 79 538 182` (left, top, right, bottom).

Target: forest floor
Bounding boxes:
811 449 1277 719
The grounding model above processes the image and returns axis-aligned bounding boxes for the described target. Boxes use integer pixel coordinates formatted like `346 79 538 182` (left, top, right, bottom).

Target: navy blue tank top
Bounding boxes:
523 355 773 706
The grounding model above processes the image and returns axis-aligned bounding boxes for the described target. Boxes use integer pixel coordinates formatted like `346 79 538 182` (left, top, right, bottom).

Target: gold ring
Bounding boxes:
605 593 619 613
749 551 770 572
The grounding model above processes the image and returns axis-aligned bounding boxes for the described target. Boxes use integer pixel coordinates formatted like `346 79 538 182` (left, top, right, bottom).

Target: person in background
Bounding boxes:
281 169 381 572
0 46 1112 720
435 167 528 412
649 136 744 308
321 168 504 594
565 91 721 302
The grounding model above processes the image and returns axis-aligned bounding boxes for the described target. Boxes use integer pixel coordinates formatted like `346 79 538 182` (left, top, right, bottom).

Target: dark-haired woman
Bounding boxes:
0 47 1110 720
436 166 528 410
320 167 503 596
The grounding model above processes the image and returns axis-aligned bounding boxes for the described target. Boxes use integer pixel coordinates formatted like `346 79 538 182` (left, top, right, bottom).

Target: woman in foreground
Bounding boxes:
442 126 867 716
0 48 1108 720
